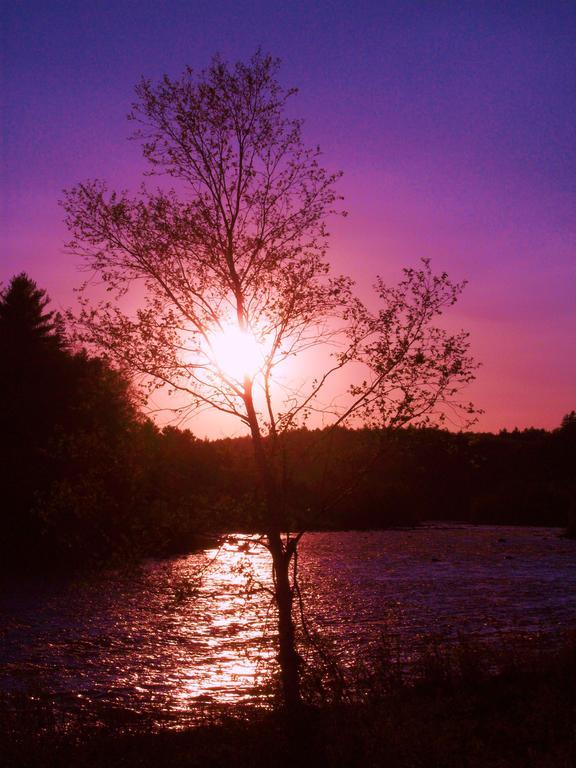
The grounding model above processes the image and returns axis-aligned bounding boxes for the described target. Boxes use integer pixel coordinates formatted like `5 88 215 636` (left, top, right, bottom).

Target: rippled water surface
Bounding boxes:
1 525 575 725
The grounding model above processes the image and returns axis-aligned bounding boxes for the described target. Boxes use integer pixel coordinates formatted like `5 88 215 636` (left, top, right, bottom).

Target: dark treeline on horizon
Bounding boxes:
1 273 575 575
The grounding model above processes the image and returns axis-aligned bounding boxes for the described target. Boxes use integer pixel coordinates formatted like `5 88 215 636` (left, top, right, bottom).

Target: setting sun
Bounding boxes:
209 324 264 381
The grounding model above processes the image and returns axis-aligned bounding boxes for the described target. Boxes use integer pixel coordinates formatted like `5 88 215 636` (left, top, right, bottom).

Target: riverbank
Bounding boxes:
2 638 574 768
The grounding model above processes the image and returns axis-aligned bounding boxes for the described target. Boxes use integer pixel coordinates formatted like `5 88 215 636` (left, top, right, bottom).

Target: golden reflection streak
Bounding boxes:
170 535 276 708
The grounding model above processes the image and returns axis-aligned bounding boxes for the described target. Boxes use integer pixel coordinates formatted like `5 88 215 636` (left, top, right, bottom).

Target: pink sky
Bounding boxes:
2 1 575 436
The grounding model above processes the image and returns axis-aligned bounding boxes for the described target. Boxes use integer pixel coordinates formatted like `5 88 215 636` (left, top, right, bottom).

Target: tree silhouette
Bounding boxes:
0 274 148 570
0 274 67 553
559 411 576 435
0 272 65 353
63 52 478 708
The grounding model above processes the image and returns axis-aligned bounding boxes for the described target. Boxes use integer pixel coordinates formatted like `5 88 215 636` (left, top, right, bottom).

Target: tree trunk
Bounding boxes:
243 382 302 709
269 533 301 710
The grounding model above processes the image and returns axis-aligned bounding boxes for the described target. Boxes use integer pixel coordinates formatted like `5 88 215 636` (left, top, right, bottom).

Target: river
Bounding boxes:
1 524 575 727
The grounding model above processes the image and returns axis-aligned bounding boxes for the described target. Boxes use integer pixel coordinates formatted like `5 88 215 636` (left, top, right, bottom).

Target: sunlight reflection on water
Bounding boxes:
1 525 575 727
166 537 276 707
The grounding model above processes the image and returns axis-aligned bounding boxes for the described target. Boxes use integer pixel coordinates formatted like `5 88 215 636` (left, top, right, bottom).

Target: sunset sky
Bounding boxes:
2 1 575 437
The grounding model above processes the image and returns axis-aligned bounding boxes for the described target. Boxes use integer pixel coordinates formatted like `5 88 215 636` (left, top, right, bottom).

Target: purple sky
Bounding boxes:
2 1 575 435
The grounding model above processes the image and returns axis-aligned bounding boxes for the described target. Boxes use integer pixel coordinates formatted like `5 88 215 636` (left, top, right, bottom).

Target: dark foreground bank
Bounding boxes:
2 638 575 768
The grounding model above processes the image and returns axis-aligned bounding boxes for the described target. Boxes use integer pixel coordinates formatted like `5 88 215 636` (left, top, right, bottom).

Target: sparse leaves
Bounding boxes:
342 260 479 430
63 51 478 455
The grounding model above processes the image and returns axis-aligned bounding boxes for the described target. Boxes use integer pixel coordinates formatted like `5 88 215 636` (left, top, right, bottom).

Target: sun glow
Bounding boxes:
209 324 264 381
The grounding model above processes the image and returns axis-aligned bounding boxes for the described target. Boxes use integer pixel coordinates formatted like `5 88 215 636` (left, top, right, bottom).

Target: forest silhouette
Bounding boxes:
1 272 574 576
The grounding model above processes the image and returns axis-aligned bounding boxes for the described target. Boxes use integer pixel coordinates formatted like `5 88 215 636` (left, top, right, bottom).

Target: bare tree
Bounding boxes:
63 51 478 710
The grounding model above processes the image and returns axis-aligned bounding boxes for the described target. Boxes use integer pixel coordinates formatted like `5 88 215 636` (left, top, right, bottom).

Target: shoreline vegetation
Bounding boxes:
2 636 575 767
1 275 575 576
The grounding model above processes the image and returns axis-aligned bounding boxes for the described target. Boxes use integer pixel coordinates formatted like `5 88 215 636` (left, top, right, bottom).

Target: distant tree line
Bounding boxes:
1 274 574 574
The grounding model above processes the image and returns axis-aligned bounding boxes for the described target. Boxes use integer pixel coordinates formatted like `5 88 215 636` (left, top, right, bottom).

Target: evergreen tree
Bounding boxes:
0 274 150 571
0 274 70 560
0 273 65 355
